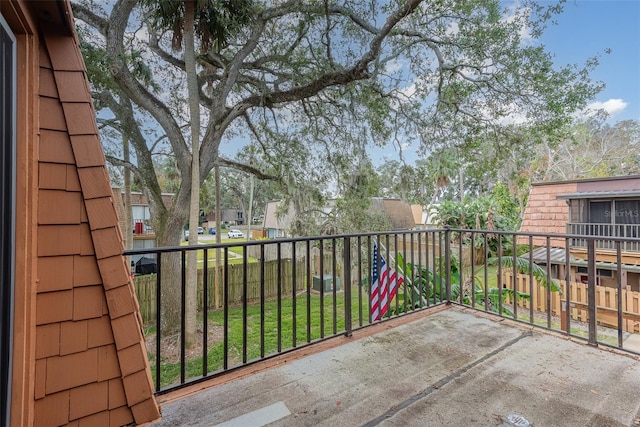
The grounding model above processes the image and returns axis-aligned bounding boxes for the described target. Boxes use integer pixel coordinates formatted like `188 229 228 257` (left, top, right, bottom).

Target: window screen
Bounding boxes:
613 200 640 225
589 201 612 224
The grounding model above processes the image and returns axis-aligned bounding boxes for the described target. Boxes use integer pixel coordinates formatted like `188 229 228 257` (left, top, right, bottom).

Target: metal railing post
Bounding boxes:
587 239 598 346
154 253 162 392
344 237 352 337
444 226 452 303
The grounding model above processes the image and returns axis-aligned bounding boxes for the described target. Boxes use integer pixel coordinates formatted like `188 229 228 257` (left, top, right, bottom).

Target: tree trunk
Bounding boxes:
156 196 189 335
123 134 133 254
214 165 221 308
184 0 200 346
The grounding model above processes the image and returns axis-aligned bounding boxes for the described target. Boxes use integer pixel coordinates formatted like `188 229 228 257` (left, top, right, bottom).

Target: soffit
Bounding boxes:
29 0 73 35
557 190 640 200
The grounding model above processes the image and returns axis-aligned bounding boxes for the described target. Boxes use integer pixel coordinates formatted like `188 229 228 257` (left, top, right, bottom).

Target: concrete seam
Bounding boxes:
361 330 534 427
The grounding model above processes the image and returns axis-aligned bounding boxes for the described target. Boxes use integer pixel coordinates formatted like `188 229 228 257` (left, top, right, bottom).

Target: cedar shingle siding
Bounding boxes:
519 182 577 247
6 0 160 425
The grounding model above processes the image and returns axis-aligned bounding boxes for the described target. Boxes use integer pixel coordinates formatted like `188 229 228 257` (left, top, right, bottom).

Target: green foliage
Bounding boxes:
140 0 255 52
75 0 603 249
435 185 521 231
395 252 560 318
487 256 562 294
530 118 640 181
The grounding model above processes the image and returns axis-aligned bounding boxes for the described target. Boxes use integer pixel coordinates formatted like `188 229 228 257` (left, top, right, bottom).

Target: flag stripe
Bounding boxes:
371 243 403 321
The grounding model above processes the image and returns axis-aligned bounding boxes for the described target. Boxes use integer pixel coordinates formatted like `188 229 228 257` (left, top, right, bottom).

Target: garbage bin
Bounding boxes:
312 275 341 292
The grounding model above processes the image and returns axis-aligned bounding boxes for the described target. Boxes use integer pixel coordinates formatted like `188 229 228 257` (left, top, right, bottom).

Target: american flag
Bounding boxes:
371 243 403 321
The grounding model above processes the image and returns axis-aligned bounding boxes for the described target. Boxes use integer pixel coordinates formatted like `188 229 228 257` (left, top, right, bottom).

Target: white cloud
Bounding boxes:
399 82 417 99
585 99 628 117
446 21 459 36
384 59 403 74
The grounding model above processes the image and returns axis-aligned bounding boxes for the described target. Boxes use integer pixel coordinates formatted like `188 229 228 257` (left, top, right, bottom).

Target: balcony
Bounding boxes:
567 222 640 252
133 220 156 237
124 229 640 425
150 307 640 426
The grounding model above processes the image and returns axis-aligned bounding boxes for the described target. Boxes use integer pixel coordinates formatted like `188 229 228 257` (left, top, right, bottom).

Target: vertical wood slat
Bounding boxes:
134 259 307 323
504 270 640 333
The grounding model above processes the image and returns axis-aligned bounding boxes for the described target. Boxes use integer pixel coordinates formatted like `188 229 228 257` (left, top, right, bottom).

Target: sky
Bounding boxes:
374 0 640 165
537 0 640 122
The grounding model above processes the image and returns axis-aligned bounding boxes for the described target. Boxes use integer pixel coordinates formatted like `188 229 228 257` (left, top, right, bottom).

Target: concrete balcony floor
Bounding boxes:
152 306 640 427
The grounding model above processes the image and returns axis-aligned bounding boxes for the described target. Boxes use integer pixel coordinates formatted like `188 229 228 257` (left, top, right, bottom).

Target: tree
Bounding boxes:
531 118 640 181
138 0 253 342
73 0 601 331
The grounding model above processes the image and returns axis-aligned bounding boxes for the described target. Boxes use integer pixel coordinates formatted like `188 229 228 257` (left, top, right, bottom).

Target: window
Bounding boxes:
576 267 612 283
589 201 611 223
613 200 640 225
597 269 613 278
0 15 16 426
574 199 640 225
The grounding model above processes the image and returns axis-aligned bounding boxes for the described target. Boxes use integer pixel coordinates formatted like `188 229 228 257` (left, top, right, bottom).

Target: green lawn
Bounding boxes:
179 239 257 267
148 289 371 388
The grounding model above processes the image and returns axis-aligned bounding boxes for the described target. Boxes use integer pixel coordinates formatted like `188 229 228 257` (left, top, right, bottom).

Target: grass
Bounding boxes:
147 261 625 389
148 288 371 388
179 238 257 267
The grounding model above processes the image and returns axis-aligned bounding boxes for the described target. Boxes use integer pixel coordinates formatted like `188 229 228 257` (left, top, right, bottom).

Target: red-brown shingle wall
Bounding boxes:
34 27 159 427
519 182 578 247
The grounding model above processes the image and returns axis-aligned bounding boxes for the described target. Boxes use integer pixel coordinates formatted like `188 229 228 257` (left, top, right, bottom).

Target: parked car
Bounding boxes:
209 228 216 235
184 230 189 240
227 229 244 239
198 226 204 234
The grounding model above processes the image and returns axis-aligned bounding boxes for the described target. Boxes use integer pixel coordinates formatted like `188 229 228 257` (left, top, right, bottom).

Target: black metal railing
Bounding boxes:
124 228 640 395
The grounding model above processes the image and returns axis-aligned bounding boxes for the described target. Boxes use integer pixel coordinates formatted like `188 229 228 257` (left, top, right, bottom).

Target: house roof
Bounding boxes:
410 204 424 226
263 198 416 233
371 198 415 230
522 246 640 273
531 174 640 187
557 190 640 199
263 200 295 230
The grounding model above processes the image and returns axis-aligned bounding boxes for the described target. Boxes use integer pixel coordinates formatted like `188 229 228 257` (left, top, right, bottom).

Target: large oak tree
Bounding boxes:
73 0 601 330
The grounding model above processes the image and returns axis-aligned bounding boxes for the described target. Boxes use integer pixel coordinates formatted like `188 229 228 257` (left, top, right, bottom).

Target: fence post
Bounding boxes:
344 237 352 337
587 239 598 346
444 226 451 303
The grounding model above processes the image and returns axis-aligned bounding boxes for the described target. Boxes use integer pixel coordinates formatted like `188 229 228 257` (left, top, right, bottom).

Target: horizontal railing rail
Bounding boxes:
123 228 640 395
567 223 640 251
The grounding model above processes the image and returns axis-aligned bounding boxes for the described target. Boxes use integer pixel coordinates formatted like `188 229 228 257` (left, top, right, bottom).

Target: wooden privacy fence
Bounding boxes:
503 270 640 333
134 258 307 323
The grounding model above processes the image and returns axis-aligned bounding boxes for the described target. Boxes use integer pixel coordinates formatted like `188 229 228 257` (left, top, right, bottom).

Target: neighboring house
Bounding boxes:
2 2 159 426
411 204 425 229
262 198 416 238
202 208 245 228
263 200 297 238
370 198 416 230
519 175 640 292
112 188 174 260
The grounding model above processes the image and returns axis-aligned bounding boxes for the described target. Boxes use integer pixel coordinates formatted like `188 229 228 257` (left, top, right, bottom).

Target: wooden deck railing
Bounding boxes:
503 271 640 333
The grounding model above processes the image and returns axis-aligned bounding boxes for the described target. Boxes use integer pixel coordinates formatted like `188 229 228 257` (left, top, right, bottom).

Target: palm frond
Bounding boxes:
488 256 562 294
